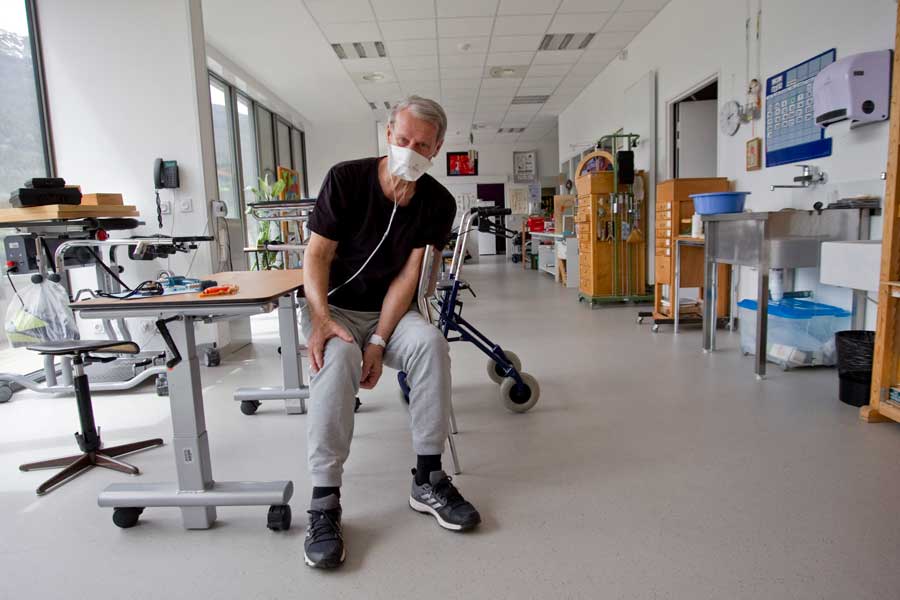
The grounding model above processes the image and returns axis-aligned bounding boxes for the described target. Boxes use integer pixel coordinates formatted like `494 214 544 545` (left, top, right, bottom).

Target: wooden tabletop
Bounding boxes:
0 204 140 224
71 270 304 311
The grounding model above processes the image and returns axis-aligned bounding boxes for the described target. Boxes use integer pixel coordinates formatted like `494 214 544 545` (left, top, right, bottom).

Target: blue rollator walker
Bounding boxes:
398 206 541 418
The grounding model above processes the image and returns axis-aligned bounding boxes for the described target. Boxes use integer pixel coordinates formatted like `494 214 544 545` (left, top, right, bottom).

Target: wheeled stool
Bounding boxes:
18 340 164 496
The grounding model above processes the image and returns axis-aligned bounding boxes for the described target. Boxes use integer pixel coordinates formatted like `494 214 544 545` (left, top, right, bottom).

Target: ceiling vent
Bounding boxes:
497 127 526 133
368 102 377 110
538 33 595 51
332 41 386 60
488 65 528 79
511 95 550 105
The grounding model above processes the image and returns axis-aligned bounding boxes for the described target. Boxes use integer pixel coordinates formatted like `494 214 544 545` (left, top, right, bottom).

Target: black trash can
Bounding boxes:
835 330 876 407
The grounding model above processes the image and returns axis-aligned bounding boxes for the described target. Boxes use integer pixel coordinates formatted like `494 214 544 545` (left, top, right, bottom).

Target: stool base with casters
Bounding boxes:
18 340 164 496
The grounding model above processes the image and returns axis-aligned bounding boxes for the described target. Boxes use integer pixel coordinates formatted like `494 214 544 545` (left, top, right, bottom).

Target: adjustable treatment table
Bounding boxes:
71 270 305 530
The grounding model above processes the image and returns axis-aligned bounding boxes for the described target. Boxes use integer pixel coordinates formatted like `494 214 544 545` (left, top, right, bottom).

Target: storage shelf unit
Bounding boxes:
862 6 900 424
654 178 731 325
574 148 650 305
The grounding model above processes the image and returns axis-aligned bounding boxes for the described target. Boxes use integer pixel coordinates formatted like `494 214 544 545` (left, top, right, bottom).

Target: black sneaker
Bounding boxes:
304 494 345 569
409 469 481 531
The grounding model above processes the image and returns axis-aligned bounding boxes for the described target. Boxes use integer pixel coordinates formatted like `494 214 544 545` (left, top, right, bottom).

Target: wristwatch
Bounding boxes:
368 334 387 349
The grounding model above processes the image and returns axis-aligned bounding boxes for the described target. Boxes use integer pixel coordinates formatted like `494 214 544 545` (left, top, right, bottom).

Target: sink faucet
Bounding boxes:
770 165 827 191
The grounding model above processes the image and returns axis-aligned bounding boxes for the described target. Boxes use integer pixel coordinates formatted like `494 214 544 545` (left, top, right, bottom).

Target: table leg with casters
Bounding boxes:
234 293 309 414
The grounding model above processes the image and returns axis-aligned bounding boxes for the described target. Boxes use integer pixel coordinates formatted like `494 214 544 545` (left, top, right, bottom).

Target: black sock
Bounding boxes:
415 455 442 485
312 486 340 500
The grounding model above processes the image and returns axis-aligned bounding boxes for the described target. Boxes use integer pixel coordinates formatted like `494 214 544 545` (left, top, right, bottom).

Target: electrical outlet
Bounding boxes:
160 199 172 214
179 197 193 213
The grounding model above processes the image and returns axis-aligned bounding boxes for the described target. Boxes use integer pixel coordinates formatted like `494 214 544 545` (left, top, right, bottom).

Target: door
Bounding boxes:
676 99 717 178
476 183 505 255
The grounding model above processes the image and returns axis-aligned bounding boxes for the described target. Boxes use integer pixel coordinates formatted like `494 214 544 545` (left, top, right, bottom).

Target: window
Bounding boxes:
275 118 291 170
256 105 276 183
0 0 53 201
209 76 239 220
290 127 306 195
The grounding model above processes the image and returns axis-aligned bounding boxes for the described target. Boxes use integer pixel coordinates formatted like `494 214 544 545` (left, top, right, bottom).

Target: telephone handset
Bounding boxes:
154 158 180 189
153 158 179 230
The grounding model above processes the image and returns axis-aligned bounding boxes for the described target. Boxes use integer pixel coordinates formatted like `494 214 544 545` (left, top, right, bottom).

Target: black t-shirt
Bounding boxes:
308 157 457 312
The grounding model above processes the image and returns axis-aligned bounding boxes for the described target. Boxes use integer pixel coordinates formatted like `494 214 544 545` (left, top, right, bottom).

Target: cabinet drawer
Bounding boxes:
656 257 671 283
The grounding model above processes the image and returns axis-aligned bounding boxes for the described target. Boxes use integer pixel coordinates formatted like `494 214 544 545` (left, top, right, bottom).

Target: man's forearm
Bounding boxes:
374 270 418 342
304 250 333 325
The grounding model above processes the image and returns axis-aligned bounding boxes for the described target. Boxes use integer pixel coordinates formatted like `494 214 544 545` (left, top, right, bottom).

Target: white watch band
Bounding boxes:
368 334 387 349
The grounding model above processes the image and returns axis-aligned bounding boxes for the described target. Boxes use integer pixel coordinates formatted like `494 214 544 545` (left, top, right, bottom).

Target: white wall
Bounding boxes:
38 0 227 348
559 0 895 324
306 118 378 196
433 134 560 189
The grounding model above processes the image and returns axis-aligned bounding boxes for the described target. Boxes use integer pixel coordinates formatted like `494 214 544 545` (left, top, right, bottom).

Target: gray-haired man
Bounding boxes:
301 96 481 569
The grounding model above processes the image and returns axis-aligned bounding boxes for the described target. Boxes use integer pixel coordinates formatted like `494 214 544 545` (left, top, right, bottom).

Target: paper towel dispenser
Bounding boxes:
813 49 892 129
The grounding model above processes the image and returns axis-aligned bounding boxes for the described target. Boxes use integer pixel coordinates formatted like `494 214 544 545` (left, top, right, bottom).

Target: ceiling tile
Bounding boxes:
439 36 490 54
441 53 487 68
568 61 605 76
527 63 570 77
350 71 398 86
360 83 403 100
379 19 435 40
320 21 382 42
443 88 478 99
371 0 435 20
404 83 441 97
493 14 552 36
438 17 494 38
480 77 522 88
558 0 620 12
580 47 618 63
603 10 656 32
588 31 634 48
441 67 485 79
436 0 500 17
560 73 596 86
532 49 582 65
343 57 393 73
506 106 541 117
621 0 670 9
385 38 438 56
441 78 481 90
489 34 543 52
498 0 560 15
548 12 611 33
485 51 535 66
477 96 512 106
391 54 439 69
475 112 508 122
305 0 375 24
395 68 439 81
518 81 559 94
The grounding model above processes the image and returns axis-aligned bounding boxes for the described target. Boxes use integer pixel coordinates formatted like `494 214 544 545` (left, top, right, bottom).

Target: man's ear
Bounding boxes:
432 139 443 159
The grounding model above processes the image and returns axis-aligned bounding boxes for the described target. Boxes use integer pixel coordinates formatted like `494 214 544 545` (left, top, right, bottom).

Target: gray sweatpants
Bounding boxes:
300 304 451 488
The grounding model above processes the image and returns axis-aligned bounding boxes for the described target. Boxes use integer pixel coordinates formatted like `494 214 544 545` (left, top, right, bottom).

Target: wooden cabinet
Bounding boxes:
654 178 730 320
574 150 649 303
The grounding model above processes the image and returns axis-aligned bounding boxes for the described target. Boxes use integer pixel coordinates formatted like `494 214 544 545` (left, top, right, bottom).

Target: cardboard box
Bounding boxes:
81 193 124 206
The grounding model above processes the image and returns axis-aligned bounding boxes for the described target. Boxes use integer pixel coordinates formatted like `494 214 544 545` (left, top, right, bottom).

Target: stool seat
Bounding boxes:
27 340 140 356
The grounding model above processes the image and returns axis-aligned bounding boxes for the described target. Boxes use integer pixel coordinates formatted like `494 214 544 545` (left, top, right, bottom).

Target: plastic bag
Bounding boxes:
5 276 79 347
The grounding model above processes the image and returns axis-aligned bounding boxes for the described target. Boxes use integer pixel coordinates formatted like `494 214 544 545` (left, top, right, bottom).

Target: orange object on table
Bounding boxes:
199 284 239 297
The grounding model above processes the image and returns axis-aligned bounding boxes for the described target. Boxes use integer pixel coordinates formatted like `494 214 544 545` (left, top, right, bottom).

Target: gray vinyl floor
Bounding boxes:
2 257 900 600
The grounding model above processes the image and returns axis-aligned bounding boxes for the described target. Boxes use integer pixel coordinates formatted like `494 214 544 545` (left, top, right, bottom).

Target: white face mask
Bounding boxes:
387 143 432 182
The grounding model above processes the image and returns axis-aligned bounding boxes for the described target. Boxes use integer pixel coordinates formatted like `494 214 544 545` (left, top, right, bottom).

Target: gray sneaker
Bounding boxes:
409 469 481 531
304 494 345 569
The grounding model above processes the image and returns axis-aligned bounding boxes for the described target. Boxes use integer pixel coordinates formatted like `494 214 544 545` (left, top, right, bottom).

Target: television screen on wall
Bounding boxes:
446 151 478 176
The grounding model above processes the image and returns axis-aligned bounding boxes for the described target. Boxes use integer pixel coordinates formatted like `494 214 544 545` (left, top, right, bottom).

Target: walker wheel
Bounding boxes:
486 350 522 384
500 372 540 413
267 504 291 531
651 324 660 333
113 507 143 529
0 382 13 403
240 400 261 415
636 316 644 324
354 397 361 412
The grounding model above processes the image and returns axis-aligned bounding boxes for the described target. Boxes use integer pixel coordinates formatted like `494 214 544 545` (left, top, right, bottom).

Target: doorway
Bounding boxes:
476 183 506 255
671 79 718 178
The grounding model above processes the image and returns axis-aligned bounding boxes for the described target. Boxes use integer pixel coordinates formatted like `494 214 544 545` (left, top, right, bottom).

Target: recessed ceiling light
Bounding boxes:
488 65 527 78
362 72 385 81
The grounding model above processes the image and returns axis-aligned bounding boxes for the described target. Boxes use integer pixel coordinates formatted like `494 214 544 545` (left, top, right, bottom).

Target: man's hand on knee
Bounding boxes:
309 319 354 373
360 344 384 390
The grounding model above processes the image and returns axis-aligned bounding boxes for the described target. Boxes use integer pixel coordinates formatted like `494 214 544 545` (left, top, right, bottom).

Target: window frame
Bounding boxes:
22 0 55 177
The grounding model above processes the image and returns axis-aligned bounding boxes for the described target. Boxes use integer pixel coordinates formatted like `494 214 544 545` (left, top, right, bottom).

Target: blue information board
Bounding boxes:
765 48 835 168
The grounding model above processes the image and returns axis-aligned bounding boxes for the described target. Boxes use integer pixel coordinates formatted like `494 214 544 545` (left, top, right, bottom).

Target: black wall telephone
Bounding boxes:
153 158 179 229
154 158 180 189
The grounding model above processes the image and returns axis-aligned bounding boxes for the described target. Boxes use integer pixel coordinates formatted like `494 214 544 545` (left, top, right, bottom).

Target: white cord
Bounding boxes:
327 171 401 297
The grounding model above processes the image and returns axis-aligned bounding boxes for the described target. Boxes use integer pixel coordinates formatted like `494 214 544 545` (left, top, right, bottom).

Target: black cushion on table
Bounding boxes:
26 340 140 356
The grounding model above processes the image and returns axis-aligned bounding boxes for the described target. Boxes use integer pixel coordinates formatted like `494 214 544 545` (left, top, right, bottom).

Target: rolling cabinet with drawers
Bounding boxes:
653 178 731 327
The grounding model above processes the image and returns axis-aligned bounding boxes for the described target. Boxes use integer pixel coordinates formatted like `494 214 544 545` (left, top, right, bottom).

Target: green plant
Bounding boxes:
244 173 287 270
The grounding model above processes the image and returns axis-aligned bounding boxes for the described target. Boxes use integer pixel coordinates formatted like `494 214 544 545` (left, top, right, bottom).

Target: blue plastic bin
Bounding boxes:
737 298 851 368
690 191 750 215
